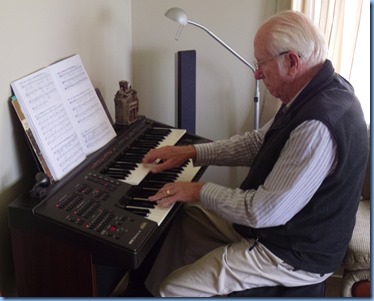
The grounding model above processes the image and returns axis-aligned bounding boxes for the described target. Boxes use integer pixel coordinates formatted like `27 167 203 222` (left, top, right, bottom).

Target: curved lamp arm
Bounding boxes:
165 7 261 130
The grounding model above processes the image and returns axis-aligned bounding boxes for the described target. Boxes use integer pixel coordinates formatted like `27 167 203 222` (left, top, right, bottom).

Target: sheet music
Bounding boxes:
11 55 116 181
49 55 116 154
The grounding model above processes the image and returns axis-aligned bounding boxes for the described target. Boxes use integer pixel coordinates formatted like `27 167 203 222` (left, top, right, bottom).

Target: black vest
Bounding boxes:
234 60 368 273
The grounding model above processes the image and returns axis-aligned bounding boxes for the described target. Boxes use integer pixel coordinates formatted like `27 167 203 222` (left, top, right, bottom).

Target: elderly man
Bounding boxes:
142 10 368 297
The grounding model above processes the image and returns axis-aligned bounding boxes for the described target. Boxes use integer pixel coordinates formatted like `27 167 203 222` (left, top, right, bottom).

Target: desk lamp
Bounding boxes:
165 7 260 129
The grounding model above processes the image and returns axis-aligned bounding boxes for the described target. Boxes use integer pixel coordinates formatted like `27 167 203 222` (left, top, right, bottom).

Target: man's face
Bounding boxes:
253 28 288 101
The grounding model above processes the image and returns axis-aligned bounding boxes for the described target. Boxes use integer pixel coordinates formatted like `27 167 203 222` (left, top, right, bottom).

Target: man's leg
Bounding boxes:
144 203 241 296
160 239 331 297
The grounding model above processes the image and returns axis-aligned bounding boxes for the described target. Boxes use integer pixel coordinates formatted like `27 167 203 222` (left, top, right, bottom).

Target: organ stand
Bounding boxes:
8 114 208 297
10 223 98 296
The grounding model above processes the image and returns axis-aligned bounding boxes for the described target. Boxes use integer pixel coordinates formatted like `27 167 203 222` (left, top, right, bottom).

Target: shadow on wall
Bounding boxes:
0 100 39 296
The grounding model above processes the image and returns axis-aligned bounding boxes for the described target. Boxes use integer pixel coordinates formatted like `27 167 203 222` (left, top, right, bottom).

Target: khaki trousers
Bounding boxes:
144 203 331 297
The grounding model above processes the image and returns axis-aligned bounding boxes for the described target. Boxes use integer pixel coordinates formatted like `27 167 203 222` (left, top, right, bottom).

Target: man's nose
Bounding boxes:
254 69 264 80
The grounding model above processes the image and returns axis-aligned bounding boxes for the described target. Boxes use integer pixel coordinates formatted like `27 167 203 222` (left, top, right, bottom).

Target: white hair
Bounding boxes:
263 10 327 68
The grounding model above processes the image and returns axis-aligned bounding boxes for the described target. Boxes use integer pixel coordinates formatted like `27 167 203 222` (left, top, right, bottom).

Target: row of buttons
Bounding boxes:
86 173 121 191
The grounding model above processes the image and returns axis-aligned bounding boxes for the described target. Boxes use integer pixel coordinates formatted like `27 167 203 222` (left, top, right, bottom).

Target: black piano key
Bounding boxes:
166 167 184 172
128 147 150 153
115 159 139 165
111 163 137 170
142 135 166 140
157 171 182 177
122 152 147 158
119 193 154 205
149 174 178 182
125 148 149 153
128 199 155 208
148 128 171 135
102 170 131 179
137 186 159 193
117 155 144 162
125 208 150 216
131 190 156 199
104 174 124 180
106 167 132 174
146 180 171 187
135 141 160 148
141 186 159 190
129 196 150 202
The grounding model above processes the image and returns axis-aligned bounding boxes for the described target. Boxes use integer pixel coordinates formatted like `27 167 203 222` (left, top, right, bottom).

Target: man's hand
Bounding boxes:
148 181 204 208
142 145 197 173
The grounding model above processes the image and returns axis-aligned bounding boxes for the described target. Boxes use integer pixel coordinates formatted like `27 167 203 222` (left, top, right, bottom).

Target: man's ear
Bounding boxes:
287 51 301 75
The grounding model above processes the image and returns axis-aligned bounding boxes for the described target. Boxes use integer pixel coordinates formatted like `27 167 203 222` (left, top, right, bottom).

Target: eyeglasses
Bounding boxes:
254 51 290 71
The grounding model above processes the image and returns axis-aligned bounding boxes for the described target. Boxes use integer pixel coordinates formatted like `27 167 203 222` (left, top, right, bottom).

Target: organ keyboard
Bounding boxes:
118 159 201 225
104 127 187 186
9 116 208 271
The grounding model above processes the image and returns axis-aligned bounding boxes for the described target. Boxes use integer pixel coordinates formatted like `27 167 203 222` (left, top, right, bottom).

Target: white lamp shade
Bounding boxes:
165 7 188 25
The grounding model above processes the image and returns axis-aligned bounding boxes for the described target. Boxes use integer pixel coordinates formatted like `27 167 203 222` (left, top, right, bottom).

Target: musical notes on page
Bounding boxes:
11 54 116 181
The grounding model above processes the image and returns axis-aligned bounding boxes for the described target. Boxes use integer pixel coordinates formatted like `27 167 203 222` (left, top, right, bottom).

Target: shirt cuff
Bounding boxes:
200 182 227 210
193 143 215 165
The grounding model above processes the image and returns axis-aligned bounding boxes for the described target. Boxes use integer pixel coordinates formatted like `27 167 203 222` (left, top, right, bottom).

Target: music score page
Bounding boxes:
11 54 116 181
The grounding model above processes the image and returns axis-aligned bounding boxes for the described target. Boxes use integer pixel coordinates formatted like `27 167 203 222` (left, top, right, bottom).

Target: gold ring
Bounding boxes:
166 189 171 196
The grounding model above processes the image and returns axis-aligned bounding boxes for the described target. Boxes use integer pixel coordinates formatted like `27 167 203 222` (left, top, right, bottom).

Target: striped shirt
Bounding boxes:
194 119 337 229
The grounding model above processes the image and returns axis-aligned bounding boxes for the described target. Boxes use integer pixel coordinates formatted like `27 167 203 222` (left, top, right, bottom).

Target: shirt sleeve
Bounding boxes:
200 120 337 228
193 119 272 167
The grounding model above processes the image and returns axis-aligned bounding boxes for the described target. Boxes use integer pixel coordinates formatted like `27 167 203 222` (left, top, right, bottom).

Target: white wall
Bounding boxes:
131 0 282 187
0 0 132 295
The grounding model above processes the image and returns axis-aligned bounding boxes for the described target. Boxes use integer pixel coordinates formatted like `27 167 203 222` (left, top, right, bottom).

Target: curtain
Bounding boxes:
292 0 362 78
291 0 370 123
